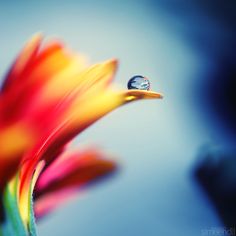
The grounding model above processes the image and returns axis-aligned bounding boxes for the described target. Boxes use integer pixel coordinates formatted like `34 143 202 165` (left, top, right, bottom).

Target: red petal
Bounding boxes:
1 34 42 92
34 148 117 218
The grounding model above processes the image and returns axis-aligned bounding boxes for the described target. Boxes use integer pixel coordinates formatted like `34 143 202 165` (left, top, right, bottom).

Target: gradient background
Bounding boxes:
0 0 235 235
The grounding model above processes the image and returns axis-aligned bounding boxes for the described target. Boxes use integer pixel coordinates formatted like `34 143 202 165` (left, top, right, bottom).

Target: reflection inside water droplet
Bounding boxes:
127 75 150 90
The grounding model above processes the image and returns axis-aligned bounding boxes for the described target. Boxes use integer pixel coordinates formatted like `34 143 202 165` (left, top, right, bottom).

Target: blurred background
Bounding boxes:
0 0 235 235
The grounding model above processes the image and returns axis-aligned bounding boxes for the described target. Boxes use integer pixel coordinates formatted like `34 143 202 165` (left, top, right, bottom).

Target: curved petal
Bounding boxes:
19 160 45 226
0 37 87 126
57 89 163 143
1 34 42 92
17 60 119 199
41 59 117 101
33 148 117 219
0 123 35 190
0 34 164 234
19 88 162 193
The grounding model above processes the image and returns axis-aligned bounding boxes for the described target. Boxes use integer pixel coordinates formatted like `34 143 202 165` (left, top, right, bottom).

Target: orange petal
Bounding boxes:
0 123 35 189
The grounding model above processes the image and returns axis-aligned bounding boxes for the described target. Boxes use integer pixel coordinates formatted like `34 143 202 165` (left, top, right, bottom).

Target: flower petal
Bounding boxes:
33 148 117 218
17 60 118 200
0 37 87 126
19 89 161 218
0 123 35 190
19 160 45 227
55 89 163 145
0 34 164 234
19 88 162 194
1 34 42 92
41 59 117 101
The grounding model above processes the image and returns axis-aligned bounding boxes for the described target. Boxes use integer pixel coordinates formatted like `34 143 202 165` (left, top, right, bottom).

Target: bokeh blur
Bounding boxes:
0 0 235 235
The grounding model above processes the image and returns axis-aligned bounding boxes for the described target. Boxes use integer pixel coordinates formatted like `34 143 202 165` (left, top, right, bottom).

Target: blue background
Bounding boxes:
1 0 234 235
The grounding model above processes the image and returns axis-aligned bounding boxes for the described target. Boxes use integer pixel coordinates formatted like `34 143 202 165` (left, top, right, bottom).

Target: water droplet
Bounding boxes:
127 75 150 90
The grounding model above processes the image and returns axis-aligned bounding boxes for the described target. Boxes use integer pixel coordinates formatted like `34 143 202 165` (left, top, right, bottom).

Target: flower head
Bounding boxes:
0 34 162 235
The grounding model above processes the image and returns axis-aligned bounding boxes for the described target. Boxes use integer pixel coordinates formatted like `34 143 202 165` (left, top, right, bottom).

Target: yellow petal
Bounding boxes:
122 89 163 102
56 89 163 142
41 59 117 102
21 88 163 170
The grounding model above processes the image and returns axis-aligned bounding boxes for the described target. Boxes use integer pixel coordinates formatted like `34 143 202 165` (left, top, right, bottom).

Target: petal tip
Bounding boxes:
29 32 44 46
123 89 163 101
108 58 119 71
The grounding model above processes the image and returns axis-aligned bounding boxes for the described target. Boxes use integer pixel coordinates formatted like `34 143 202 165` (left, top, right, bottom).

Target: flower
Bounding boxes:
0 34 162 236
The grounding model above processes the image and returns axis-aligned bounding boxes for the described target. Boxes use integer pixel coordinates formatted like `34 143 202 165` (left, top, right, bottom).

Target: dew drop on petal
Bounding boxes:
127 75 150 90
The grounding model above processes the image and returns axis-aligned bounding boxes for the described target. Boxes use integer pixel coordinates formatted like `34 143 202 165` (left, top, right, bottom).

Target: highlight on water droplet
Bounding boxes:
127 75 150 91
